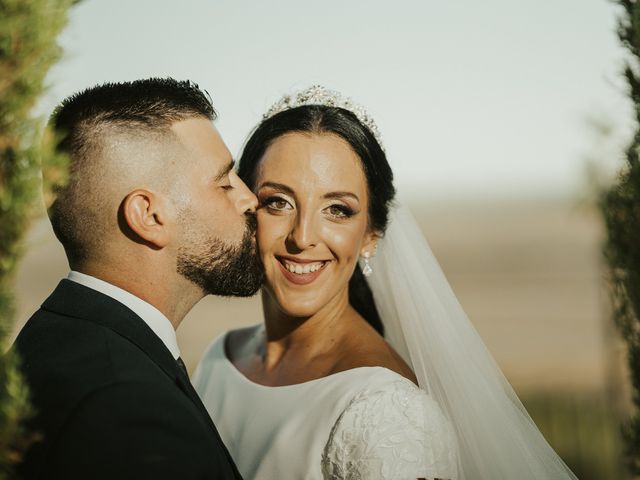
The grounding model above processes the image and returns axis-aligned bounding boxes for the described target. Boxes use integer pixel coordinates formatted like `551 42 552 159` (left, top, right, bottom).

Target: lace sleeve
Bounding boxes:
321 378 458 480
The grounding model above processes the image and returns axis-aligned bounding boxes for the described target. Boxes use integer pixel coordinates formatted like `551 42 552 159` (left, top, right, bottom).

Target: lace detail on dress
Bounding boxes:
321 378 458 480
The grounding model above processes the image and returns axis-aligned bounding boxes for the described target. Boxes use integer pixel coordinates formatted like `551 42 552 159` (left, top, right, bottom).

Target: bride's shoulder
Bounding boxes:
336 323 418 385
333 367 448 438
322 373 458 479
343 369 435 416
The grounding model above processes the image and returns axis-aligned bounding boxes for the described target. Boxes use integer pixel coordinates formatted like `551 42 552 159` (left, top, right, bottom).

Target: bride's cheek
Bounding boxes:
327 227 364 264
256 212 279 242
256 214 289 258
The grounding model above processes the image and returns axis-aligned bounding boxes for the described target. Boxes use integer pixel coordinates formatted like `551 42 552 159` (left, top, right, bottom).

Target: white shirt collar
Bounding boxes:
66 271 181 360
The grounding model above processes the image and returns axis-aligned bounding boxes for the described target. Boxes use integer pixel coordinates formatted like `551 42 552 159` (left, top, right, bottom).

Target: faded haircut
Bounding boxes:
48 78 216 266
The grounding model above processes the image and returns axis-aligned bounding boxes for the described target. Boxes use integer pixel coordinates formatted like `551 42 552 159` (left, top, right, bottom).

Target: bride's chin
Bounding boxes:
276 298 322 319
274 291 322 318
261 283 317 317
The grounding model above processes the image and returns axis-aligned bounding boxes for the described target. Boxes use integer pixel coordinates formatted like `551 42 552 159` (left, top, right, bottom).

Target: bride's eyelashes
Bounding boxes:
260 195 357 220
260 195 293 213
324 204 356 219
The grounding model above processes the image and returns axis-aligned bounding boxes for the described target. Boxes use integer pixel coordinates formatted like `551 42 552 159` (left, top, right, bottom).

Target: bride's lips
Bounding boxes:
275 256 330 286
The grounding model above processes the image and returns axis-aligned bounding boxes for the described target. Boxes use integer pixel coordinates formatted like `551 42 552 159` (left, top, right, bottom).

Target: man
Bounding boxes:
13 78 263 479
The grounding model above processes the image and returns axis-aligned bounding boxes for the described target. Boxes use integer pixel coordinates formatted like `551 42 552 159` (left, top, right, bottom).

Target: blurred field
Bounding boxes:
11 198 630 478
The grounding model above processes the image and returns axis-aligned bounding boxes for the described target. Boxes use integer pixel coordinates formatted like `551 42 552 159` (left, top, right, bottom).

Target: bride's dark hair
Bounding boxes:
237 105 395 335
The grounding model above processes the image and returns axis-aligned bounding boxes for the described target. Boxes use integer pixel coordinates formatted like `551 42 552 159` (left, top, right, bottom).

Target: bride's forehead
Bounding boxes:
257 132 367 184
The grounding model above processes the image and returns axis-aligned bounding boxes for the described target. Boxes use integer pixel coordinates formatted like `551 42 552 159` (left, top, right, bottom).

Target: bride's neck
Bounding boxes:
260 289 357 369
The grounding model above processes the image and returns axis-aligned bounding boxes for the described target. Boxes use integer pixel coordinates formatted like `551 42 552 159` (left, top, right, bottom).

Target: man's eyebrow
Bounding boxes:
213 160 235 182
323 191 359 202
256 181 295 196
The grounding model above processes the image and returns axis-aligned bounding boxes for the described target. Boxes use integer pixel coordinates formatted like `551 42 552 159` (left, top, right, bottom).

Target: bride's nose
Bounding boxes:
286 210 319 251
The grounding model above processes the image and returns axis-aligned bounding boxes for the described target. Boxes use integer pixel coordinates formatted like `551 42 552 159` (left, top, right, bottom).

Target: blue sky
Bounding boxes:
40 0 631 201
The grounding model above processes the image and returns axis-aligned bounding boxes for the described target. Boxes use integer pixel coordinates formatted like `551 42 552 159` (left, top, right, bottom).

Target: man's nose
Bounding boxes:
232 174 258 214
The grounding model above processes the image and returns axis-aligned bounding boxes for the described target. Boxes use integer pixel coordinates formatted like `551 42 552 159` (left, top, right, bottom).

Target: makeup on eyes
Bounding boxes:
259 195 359 221
258 184 359 216
325 204 355 218
261 195 292 211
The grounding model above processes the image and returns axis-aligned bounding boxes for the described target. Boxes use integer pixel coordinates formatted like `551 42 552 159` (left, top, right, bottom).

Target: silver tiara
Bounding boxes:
263 85 385 151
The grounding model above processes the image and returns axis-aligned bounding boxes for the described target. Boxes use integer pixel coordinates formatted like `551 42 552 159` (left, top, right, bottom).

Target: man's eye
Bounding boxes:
221 185 234 191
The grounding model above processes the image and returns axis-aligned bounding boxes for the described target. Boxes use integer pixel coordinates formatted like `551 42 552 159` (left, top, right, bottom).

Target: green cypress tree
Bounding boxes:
602 0 640 475
0 1 77 477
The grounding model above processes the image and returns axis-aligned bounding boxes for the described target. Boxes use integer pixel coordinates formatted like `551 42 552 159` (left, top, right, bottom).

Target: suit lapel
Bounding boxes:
41 280 213 425
41 280 243 479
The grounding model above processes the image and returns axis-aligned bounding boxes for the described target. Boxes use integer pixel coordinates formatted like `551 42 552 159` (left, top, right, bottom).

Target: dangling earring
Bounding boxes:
361 251 373 277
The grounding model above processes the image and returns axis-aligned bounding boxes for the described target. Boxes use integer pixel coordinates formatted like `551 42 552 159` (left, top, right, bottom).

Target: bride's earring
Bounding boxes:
361 251 373 277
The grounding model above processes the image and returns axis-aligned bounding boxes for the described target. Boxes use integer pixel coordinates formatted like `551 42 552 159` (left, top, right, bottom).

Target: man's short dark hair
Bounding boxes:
53 77 216 160
48 77 217 266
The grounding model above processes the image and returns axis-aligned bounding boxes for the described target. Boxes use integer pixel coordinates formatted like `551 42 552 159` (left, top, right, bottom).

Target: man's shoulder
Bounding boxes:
13 308 211 472
17 305 120 365
13 305 178 414
15 306 113 375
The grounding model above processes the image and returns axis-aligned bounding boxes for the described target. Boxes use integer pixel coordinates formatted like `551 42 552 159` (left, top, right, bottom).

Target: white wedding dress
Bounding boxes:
193 331 459 480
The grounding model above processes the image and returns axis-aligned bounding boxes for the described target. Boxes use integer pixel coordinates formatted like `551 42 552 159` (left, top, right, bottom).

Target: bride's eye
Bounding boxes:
325 204 355 219
261 196 293 212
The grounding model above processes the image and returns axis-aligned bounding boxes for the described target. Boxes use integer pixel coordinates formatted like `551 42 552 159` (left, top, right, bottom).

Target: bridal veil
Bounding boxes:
367 204 579 479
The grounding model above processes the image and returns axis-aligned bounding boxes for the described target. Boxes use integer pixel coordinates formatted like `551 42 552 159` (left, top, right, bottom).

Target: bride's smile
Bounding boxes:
254 132 377 318
276 256 329 285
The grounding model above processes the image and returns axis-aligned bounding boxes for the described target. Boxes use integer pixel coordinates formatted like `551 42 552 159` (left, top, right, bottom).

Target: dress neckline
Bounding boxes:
218 329 404 390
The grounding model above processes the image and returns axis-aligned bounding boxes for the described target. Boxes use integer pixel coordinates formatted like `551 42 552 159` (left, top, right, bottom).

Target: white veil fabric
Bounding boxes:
366 203 579 480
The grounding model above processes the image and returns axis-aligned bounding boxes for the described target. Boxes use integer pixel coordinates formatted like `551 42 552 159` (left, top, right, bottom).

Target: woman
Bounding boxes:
194 86 579 480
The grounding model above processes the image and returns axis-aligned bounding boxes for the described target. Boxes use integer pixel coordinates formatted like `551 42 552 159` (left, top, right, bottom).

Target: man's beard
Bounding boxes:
176 214 264 297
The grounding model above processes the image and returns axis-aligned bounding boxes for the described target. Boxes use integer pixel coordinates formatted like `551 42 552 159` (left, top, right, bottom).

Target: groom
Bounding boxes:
13 78 262 479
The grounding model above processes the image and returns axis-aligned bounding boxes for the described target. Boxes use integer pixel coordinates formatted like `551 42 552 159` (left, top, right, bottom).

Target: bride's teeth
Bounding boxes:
282 260 325 275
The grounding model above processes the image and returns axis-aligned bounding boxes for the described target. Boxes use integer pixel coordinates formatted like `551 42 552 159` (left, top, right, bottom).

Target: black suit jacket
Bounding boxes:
13 279 243 480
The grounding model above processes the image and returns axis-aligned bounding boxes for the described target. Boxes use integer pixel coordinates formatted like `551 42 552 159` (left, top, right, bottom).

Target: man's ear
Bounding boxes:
121 189 172 248
360 230 380 258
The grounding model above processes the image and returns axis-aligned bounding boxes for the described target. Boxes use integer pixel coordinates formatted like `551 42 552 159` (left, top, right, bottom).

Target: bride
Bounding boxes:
193 86 579 480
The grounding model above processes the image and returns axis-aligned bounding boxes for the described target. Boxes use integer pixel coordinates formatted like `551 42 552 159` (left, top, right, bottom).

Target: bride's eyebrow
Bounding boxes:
256 181 295 195
323 191 359 202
